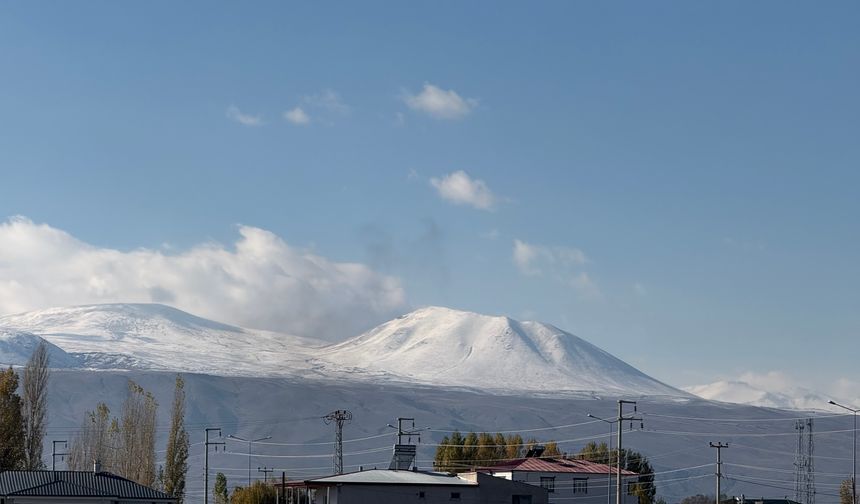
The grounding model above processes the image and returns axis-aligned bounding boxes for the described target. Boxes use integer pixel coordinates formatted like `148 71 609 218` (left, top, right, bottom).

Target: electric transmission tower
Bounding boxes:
324 410 353 474
795 418 816 504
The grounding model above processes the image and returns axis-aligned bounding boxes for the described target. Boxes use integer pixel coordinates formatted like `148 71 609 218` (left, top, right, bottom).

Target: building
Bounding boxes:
480 457 640 504
280 468 548 504
0 470 176 504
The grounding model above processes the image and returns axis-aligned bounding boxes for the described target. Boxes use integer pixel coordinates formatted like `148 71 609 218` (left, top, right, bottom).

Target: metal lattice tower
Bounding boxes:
795 418 816 504
324 410 353 474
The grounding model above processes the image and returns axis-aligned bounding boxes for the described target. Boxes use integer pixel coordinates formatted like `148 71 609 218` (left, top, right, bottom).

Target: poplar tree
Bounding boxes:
0 367 25 469
214 472 229 504
22 341 50 469
164 375 189 503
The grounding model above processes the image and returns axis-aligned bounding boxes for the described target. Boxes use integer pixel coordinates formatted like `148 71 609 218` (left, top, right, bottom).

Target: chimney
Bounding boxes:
93 460 101 473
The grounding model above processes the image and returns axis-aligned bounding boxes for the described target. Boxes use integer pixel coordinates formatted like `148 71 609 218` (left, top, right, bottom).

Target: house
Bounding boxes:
0 470 175 504
279 468 548 504
479 457 640 504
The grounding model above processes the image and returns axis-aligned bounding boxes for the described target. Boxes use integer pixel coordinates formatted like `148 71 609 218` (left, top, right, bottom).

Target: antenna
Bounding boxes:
51 440 69 471
324 410 353 474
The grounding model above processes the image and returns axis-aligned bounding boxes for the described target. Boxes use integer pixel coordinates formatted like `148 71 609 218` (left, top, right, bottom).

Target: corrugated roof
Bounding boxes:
0 471 174 500
307 469 477 486
482 458 638 476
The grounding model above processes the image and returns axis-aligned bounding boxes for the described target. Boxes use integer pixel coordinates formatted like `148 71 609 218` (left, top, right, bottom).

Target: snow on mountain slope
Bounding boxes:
0 304 687 397
315 306 685 396
0 304 319 376
0 329 79 368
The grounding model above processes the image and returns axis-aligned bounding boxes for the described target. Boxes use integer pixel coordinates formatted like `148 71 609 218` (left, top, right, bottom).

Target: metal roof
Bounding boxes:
0 471 174 500
307 469 477 486
482 458 638 476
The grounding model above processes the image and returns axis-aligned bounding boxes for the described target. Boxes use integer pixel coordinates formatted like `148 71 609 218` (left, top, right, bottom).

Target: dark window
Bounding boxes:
540 476 555 493
573 478 588 494
451 491 461 500
419 491 426 499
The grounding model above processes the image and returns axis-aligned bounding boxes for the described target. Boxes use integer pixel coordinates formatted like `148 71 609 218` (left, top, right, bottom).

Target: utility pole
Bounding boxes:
323 410 353 474
204 428 225 504
829 401 857 504
388 417 426 445
710 442 729 504
229 434 273 486
587 413 619 504
258 466 273 483
51 440 68 471
616 400 644 504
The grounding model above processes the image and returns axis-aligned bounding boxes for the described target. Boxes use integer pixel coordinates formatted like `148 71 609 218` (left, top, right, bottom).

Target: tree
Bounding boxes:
164 376 190 503
578 446 656 504
230 481 276 504
22 341 50 470
505 434 524 460
0 367 25 469
680 495 713 504
69 402 120 472
840 478 854 504
214 472 229 504
117 381 158 486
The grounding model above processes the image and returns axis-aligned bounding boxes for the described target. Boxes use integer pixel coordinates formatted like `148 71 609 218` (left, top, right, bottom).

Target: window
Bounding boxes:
573 478 588 494
419 490 426 499
513 496 533 504
451 491 461 500
540 476 555 493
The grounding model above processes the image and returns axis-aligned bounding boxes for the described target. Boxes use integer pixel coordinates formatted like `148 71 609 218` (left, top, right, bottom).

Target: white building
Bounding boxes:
480 457 640 504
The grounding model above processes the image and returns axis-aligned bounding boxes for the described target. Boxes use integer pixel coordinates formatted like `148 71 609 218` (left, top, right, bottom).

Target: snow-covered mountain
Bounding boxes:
317 306 682 396
684 380 839 410
0 303 686 397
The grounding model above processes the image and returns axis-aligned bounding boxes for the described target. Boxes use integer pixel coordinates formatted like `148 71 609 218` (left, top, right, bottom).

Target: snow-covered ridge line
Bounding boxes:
0 303 686 398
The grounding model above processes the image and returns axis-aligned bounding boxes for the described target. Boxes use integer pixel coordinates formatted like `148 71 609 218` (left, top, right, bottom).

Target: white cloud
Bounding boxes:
512 239 587 276
403 83 477 120
0 217 407 341
284 107 310 125
226 105 264 127
512 239 596 297
430 170 496 210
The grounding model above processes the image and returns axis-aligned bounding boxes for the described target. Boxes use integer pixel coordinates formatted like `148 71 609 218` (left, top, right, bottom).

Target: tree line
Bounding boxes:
0 341 190 502
432 433 656 504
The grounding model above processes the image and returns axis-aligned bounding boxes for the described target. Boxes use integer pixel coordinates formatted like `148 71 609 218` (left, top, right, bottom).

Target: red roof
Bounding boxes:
480 458 637 476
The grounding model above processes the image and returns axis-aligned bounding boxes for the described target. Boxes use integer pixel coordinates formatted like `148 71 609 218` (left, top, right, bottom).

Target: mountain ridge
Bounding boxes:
0 303 686 398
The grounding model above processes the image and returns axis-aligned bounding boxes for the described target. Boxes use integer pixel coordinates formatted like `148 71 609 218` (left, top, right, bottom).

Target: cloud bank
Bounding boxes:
403 83 477 120
0 217 406 341
430 170 496 210
512 239 598 298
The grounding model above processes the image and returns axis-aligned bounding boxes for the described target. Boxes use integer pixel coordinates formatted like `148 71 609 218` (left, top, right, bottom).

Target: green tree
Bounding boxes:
230 481 276 504
164 376 189 503
544 441 562 457
475 433 497 466
493 433 507 461
447 431 465 471
578 446 656 504
214 472 229 504
840 478 854 504
433 435 451 471
505 434 523 459
463 432 479 466
22 341 50 469
0 367 25 469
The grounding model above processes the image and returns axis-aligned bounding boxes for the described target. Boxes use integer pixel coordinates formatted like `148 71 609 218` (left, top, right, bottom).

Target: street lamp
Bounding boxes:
588 413 619 504
229 434 273 486
829 400 858 504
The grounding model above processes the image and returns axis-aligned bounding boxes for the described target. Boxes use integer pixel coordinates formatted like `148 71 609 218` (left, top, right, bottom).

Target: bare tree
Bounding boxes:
68 403 119 472
117 381 158 486
22 341 50 469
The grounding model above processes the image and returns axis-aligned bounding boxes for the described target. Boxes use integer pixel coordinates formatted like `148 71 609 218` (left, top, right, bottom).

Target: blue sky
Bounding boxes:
0 1 858 393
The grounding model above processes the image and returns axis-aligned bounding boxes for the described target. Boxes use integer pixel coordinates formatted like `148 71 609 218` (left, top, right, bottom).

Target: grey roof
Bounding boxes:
0 471 174 500
307 469 477 486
